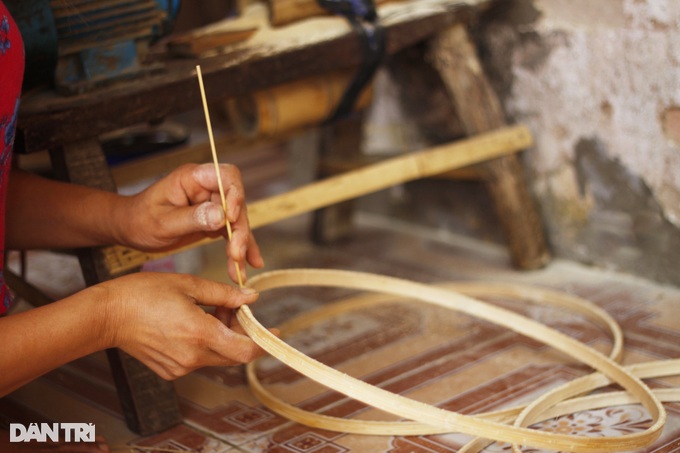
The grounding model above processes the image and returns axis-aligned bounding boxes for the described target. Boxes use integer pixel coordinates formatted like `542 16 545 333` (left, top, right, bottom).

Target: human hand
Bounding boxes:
98 272 269 380
115 163 263 283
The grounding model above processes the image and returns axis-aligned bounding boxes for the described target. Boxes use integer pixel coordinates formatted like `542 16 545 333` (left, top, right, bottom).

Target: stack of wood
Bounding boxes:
166 0 400 57
267 0 395 26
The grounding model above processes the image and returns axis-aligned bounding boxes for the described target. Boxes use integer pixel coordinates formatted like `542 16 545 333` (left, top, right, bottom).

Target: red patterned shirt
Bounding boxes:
0 1 24 314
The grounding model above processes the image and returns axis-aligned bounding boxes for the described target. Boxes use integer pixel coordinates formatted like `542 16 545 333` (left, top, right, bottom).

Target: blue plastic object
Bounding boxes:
7 0 182 93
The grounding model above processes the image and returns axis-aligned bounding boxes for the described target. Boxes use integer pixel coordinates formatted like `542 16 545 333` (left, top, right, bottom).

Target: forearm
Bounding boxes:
5 169 126 250
0 286 113 396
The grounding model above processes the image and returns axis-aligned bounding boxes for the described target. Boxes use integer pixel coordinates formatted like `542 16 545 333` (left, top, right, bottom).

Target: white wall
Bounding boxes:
479 0 680 284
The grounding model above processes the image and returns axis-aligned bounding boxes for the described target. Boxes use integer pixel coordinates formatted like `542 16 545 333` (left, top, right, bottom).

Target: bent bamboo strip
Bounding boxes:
249 354 680 441
245 280 626 435
252 285 680 450
459 359 680 452
237 269 666 452
101 124 533 275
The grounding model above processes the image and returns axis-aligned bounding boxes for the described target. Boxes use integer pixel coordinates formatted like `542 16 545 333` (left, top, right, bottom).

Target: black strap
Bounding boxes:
317 0 386 123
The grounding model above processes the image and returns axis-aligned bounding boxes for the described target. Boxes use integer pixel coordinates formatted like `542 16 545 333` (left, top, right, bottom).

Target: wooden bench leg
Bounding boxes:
312 114 365 244
429 23 550 270
48 139 182 435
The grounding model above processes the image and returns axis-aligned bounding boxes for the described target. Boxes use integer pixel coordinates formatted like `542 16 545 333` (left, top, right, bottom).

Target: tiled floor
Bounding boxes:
3 146 680 452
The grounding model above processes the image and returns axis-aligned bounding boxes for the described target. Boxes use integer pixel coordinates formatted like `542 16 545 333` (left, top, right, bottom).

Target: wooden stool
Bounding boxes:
314 22 548 270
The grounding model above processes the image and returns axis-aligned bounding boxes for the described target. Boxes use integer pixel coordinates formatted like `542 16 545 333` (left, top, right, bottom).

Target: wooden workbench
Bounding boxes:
13 0 548 436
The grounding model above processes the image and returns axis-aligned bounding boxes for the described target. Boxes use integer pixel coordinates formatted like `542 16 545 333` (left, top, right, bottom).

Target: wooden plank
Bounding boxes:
268 0 396 26
429 23 550 270
16 0 490 153
165 14 260 58
100 124 532 275
166 27 258 58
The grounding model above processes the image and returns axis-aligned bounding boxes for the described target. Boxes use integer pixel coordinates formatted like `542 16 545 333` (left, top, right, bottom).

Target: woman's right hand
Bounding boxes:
97 272 267 380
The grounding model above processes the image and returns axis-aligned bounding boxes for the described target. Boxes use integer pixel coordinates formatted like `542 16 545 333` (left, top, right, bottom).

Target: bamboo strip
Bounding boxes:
236 269 666 452
246 125 532 228
248 356 680 440
245 280 627 435
101 125 532 275
247 281 680 449
196 65 243 287
459 360 680 452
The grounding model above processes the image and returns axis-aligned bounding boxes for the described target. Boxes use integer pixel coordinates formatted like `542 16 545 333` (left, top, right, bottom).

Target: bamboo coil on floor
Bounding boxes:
237 269 668 452
245 280 626 435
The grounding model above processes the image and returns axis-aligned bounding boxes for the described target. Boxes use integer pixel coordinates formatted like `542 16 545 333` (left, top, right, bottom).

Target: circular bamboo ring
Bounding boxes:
245 280 626 435
237 269 666 452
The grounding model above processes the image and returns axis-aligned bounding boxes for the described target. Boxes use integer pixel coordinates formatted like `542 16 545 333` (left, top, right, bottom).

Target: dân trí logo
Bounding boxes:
10 423 95 443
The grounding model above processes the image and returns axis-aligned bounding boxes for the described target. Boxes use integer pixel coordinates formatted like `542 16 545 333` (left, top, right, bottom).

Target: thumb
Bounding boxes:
166 201 225 236
194 201 227 231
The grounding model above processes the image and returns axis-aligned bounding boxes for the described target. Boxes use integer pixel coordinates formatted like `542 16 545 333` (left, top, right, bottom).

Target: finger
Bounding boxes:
192 163 243 197
230 318 280 339
228 228 249 263
208 320 268 364
225 183 245 223
229 211 264 268
227 256 247 284
227 229 264 269
213 306 234 327
157 202 226 241
183 275 258 308
246 234 265 269
193 201 226 231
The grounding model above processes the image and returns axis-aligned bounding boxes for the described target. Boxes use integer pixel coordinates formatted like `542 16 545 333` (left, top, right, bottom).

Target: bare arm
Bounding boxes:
6 163 264 281
5 169 122 250
0 273 264 396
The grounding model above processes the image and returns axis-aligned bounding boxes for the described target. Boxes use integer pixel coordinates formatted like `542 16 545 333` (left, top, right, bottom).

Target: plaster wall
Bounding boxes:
478 0 680 285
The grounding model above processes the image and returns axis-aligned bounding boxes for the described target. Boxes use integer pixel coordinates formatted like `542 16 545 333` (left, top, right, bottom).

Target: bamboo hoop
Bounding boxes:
245 280 680 451
237 269 666 452
245 280 626 435
458 359 680 453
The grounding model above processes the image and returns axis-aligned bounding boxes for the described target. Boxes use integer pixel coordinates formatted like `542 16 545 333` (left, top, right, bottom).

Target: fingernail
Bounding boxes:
193 164 212 184
208 205 224 226
240 287 257 296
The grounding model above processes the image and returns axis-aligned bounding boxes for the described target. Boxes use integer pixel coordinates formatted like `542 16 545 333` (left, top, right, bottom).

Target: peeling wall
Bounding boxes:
476 0 680 285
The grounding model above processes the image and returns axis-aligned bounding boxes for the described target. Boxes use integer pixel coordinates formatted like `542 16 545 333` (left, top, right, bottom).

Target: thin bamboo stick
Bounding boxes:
196 65 243 287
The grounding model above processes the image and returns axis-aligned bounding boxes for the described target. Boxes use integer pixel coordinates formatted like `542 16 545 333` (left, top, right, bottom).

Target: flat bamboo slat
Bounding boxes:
236 269 666 452
245 281 627 434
